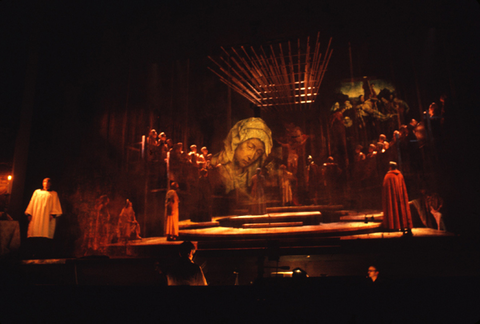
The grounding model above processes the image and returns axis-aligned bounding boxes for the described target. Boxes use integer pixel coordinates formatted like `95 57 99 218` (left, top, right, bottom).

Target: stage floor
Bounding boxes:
117 227 452 247
105 208 453 257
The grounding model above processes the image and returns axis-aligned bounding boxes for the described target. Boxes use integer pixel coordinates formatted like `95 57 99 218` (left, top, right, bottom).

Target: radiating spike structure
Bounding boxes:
208 33 333 112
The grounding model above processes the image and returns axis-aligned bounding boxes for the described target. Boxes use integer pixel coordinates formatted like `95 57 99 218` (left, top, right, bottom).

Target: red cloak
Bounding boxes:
382 170 413 230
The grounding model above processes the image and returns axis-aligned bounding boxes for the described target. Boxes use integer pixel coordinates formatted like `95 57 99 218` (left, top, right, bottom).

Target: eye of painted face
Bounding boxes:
234 138 265 168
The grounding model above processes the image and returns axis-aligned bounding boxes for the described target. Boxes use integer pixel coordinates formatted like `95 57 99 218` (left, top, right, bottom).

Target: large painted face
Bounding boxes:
234 138 265 168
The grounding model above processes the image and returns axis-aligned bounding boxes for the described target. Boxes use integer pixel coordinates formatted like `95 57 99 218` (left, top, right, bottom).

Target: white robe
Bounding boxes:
25 189 62 239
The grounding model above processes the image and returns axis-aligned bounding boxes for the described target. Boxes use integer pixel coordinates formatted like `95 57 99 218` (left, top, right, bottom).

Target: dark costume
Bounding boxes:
305 160 319 204
382 169 413 230
330 110 348 170
323 159 342 205
166 256 207 286
93 195 110 251
192 174 212 222
249 173 267 215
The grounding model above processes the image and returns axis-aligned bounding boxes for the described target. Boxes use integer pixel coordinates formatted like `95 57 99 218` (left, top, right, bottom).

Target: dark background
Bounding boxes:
1 0 480 250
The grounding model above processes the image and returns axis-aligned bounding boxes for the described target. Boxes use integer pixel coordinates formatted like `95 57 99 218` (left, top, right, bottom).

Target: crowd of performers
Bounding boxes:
145 129 214 222
92 86 444 247
327 86 447 227
78 88 447 253
142 85 447 230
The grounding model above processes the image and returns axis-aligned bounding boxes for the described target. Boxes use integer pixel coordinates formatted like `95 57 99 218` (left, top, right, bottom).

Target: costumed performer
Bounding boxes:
25 178 62 258
118 199 142 241
250 168 267 215
382 161 413 235
165 182 180 241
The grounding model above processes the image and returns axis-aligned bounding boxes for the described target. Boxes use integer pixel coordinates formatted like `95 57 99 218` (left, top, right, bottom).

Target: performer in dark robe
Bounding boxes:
305 156 319 205
93 194 110 251
249 168 267 215
382 162 413 235
195 169 212 222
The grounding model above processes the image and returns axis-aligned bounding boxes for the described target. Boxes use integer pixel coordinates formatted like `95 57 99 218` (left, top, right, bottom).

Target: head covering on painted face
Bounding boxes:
220 117 272 164
211 117 273 194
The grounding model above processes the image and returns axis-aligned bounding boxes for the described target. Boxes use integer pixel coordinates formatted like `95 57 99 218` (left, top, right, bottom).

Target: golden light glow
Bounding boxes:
7 175 12 181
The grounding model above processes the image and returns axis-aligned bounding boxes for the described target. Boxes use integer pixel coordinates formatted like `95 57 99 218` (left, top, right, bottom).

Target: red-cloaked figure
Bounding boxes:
382 161 413 235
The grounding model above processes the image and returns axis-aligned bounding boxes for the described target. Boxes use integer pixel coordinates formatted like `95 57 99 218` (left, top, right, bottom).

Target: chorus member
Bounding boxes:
382 162 413 235
25 178 62 258
165 182 180 241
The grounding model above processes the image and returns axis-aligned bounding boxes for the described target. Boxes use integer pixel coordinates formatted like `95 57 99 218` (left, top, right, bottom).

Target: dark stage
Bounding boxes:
1 232 479 323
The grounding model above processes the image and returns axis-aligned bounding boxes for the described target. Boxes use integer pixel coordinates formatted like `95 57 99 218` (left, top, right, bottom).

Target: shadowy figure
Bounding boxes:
117 199 142 242
165 241 207 286
250 168 267 215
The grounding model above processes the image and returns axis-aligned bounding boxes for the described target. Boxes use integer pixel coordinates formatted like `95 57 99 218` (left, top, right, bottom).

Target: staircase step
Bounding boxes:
242 222 304 228
233 205 344 215
219 212 321 228
339 212 383 222
179 221 220 230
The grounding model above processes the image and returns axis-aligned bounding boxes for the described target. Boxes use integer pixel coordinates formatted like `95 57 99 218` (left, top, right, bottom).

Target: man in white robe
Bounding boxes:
25 178 62 258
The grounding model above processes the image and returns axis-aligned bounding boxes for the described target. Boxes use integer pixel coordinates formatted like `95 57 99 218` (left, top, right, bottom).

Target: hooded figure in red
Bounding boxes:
382 161 413 234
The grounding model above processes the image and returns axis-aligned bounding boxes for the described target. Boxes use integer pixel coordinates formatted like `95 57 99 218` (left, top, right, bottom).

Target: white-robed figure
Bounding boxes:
25 178 62 240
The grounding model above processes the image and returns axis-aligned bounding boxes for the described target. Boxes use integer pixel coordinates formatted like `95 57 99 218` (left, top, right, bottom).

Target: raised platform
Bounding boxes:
99 206 453 257
217 211 322 228
178 206 382 240
179 222 382 240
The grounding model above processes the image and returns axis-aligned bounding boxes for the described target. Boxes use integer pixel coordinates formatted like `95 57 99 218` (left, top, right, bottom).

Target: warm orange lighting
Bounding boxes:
7 175 12 181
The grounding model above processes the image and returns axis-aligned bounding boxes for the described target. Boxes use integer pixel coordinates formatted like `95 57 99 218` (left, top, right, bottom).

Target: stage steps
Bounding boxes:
180 208 382 230
339 211 383 222
217 211 322 228
233 204 344 215
242 222 304 228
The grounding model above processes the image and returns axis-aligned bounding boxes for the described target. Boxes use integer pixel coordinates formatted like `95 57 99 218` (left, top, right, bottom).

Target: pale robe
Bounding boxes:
280 169 294 206
165 189 179 236
25 189 62 239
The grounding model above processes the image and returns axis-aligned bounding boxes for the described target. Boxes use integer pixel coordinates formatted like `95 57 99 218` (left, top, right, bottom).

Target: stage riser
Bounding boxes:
242 222 304 228
179 227 381 242
218 214 322 227
234 205 345 215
